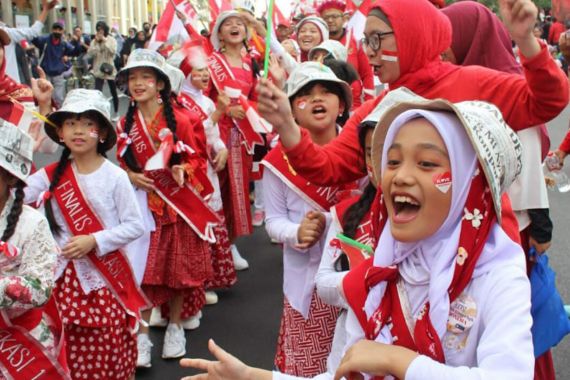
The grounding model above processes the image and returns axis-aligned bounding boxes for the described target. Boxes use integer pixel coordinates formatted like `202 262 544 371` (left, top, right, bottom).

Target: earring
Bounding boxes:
99 139 105 144
130 97 135 107
157 95 163 105
59 138 64 142
220 40 226 53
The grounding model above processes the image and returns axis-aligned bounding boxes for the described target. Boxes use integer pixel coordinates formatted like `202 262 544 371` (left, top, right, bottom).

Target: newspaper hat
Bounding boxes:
116 49 171 94
296 16 329 41
0 120 33 183
308 39 348 61
369 88 522 222
46 89 117 151
210 11 251 51
286 61 353 110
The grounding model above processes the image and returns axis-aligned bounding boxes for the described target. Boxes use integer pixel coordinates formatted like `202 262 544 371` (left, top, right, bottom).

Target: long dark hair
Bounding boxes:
0 174 25 242
121 74 181 173
341 121 378 240
44 112 108 233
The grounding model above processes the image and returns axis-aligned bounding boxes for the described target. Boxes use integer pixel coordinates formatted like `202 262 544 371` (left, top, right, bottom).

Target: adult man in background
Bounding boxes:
317 0 374 109
0 0 58 84
32 22 82 106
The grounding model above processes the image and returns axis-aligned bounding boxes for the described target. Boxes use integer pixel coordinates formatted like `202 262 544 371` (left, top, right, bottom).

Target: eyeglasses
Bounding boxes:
361 31 394 52
322 14 343 22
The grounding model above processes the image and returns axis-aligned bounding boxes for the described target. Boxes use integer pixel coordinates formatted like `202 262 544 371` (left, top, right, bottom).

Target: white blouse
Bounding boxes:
24 159 145 294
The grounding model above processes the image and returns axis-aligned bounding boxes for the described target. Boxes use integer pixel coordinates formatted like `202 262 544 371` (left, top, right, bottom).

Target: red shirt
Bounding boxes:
284 43 569 186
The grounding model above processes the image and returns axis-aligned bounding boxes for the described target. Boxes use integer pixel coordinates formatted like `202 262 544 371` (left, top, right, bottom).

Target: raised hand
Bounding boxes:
31 67 53 113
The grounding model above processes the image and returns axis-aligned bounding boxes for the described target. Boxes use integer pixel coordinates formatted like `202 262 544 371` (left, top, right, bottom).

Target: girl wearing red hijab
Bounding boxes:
254 0 568 188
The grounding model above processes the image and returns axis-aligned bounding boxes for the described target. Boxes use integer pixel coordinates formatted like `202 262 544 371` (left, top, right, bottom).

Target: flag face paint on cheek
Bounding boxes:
295 96 309 110
433 171 452 193
89 128 99 139
380 50 399 62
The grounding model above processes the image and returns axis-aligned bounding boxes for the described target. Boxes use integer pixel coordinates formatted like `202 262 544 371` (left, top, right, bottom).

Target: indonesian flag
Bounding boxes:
209 0 233 20
330 233 373 269
148 0 201 50
224 85 273 134
346 0 373 47
273 2 291 28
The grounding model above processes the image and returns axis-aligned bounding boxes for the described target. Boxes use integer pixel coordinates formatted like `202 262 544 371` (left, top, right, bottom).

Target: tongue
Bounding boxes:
396 203 420 220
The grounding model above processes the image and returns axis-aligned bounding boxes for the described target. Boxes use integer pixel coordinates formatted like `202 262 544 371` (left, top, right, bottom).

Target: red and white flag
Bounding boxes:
148 0 202 50
346 0 372 46
209 0 233 20
5 100 34 130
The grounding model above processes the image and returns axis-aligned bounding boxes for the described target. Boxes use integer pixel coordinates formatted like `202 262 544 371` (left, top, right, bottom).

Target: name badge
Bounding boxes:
447 293 477 334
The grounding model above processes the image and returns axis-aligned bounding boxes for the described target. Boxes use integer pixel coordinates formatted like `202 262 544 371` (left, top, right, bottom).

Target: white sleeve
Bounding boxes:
269 33 298 76
203 101 226 154
3 21 44 43
92 170 145 255
23 169 49 206
315 220 348 309
405 269 534 380
263 169 301 246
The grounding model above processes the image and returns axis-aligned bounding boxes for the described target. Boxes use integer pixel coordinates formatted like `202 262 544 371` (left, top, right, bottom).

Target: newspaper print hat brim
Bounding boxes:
369 87 522 222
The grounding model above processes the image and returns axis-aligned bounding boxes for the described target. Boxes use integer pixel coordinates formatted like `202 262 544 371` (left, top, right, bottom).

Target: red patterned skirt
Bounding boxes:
219 126 253 240
54 264 136 380
274 292 340 377
160 286 206 320
205 212 237 289
142 212 213 307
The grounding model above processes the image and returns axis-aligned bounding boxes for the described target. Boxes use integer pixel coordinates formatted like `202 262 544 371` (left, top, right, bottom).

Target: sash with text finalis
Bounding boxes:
122 113 221 242
44 163 149 331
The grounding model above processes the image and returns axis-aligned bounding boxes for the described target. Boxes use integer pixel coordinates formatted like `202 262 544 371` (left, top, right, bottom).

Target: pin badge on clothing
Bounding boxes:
433 172 452 193
447 293 477 334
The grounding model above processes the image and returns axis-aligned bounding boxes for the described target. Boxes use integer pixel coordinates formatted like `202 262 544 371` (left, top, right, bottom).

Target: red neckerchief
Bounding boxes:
344 167 496 378
262 145 359 212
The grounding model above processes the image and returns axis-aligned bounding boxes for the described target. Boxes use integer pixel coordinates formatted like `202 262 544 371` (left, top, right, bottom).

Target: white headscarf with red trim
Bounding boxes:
363 109 526 344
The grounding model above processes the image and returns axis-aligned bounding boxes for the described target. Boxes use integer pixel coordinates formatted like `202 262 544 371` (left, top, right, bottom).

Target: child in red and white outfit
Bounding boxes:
24 89 147 380
115 49 219 367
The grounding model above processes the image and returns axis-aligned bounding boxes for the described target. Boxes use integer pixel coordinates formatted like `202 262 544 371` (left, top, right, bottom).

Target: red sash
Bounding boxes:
206 51 264 154
332 195 377 248
262 146 358 212
0 297 70 380
122 114 221 242
178 93 209 122
45 163 150 331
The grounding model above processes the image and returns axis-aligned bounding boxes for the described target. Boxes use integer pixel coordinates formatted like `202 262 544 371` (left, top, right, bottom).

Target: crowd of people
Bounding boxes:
0 0 570 379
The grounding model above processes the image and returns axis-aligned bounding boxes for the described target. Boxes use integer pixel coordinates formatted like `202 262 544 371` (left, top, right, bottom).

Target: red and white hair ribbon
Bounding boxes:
35 190 52 208
117 132 133 158
174 140 195 155
0 241 19 258
145 128 175 171
380 49 399 62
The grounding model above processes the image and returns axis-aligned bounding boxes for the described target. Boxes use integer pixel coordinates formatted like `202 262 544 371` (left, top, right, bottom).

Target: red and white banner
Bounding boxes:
148 0 202 50
346 0 372 47
209 0 233 21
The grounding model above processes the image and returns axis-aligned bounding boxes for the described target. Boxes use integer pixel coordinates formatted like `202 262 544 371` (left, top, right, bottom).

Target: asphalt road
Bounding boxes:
34 94 570 379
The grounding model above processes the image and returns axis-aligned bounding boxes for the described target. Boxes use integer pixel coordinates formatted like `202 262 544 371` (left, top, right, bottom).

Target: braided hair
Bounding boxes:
44 112 108 233
1 178 25 242
121 76 181 172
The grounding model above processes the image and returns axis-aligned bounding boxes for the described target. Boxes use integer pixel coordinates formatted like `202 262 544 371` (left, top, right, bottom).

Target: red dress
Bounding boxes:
208 55 258 240
131 105 214 307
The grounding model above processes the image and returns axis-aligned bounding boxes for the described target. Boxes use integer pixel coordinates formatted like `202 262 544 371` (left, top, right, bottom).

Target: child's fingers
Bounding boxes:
179 358 211 370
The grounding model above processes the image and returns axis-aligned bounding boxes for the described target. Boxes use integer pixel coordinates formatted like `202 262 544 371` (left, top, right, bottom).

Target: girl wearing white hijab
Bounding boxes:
178 93 534 380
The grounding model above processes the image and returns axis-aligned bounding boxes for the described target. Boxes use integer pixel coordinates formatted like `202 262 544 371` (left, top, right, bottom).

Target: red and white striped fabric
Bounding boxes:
148 0 202 50
4 101 33 130
346 0 373 47
209 0 233 21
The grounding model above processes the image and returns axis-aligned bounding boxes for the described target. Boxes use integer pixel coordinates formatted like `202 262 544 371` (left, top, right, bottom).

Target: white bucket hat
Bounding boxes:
308 39 348 61
286 61 352 110
116 49 172 94
296 16 329 41
46 89 117 151
210 11 251 51
369 88 522 222
0 120 33 183
163 63 185 95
